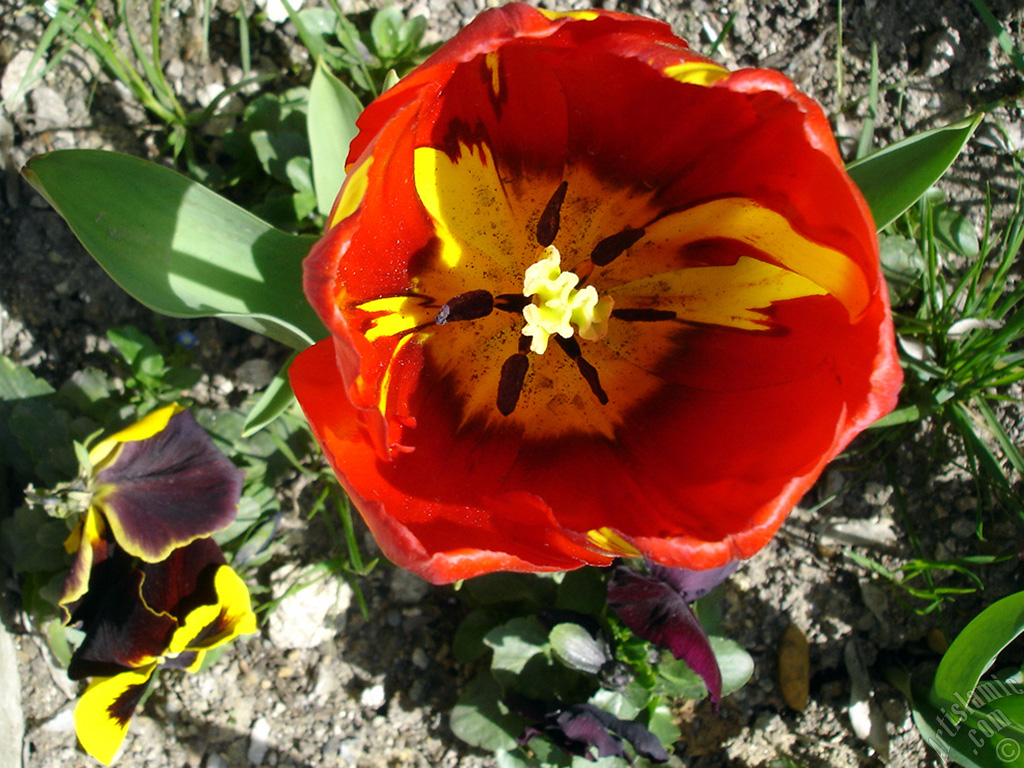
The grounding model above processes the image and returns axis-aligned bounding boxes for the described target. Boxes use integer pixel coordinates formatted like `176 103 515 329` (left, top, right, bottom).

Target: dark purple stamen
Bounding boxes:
435 290 494 324
611 308 677 322
590 228 646 267
495 293 532 313
497 353 530 416
537 181 569 247
555 336 609 405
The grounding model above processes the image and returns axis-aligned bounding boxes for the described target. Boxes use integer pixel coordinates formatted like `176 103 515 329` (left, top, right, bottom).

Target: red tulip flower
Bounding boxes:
290 4 901 583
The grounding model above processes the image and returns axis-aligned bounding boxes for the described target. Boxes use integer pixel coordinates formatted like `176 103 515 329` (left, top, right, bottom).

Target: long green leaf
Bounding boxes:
23 150 326 349
847 114 984 230
933 590 1024 723
309 58 363 217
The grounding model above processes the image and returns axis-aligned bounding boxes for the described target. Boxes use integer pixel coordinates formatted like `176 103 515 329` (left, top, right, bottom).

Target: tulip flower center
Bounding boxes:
521 245 614 355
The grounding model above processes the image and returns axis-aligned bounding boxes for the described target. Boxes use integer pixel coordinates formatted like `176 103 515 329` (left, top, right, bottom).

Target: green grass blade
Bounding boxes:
855 40 879 160
23 150 327 349
973 396 1024 476
968 0 1024 74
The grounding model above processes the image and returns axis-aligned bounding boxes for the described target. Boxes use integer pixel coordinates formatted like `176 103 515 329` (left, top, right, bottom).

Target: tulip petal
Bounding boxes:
294 2 902 583
92 409 243 562
290 340 613 582
74 664 156 766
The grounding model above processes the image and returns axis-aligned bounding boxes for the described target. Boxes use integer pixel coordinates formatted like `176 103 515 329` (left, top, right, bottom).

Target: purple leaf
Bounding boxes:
607 564 724 707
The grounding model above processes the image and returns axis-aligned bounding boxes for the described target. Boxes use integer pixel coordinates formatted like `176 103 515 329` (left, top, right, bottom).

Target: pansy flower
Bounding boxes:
68 538 257 765
60 404 244 616
608 561 737 707
290 4 902 583
509 694 669 764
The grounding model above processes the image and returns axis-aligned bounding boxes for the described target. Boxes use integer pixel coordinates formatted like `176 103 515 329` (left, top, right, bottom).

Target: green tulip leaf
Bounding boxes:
847 114 984 230
23 150 326 349
934 590 1024 724
898 669 1024 768
309 58 363 217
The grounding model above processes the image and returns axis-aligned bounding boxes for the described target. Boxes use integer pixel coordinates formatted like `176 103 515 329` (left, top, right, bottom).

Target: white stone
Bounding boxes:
359 683 385 709
267 564 352 649
0 620 23 768
247 717 271 765
1 50 45 111
388 568 430 604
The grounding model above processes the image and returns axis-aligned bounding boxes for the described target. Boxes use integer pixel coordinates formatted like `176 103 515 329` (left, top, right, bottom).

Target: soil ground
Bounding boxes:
2 1 1024 767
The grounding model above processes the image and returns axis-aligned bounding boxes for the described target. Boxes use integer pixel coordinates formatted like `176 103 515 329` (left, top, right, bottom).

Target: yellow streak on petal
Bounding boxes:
74 664 158 766
378 333 416 419
414 143 523 271
663 62 730 86
166 566 257 667
88 403 185 469
643 198 871 319
613 256 827 331
330 158 373 228
586 527 642 556
355 296 430 341
537 9 599 20
485 51 501 99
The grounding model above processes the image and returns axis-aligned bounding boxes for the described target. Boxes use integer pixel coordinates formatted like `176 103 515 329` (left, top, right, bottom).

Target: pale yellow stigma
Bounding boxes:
521 246 613 354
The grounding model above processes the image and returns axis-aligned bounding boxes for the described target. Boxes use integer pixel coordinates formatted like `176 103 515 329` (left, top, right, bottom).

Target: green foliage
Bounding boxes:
24 149 327 349
451 568 751 766
876 183 1024 520
288 4 431 98
847 114 983 229
308 58 363 216
846 552 1009 614
14 0 268 164
893 591 1024 768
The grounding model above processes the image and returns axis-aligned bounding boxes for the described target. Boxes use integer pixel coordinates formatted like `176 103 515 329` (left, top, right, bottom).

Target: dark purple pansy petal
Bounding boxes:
555 705 628 761
138 537 226 619
511 696 669 764
607 564 723 707
68 551 176 680
93 409 243 562
584 704 671 763
648 560 738 603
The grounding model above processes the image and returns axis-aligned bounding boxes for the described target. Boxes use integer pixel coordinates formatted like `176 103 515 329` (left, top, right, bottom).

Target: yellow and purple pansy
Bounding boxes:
68 538 256 765
289 4 902 583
